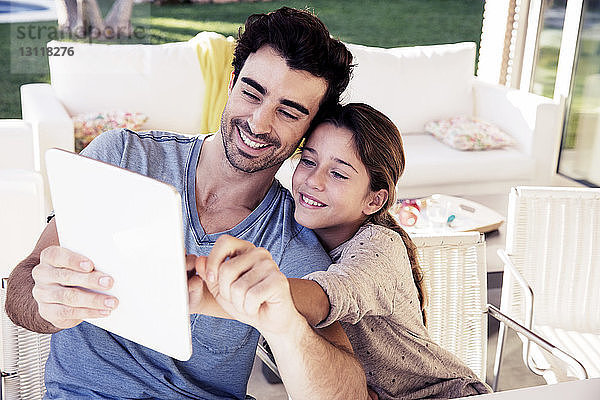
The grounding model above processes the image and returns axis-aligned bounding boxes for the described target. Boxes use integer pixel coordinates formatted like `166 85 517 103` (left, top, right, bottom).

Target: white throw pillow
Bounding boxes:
73 111 148 152
424 116 515 151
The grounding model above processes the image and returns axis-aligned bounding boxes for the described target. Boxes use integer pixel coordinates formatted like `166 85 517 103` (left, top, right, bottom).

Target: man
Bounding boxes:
5 7 370 400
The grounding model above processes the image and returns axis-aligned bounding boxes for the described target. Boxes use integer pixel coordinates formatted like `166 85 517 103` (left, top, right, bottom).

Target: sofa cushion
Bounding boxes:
48 40 205 135
73 111 148 152
398 134 535 187
425 116 515 151
343 42 476 134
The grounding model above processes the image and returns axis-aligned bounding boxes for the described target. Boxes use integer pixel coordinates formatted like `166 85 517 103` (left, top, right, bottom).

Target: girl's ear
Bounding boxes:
363 189 389 216
228 71 235 93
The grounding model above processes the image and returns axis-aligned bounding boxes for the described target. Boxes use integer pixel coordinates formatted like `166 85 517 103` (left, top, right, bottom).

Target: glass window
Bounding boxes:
558 0 600 186
531 0 567 98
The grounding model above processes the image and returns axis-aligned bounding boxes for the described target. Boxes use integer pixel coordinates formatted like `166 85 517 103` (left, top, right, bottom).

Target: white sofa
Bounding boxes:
349 42 564 197
0 120 46 278
21 37 207 208
278 42 564 198
20 36 563 202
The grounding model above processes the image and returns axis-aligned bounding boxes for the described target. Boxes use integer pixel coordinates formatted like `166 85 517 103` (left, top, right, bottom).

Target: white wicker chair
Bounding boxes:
1 280 51 400
0 170 51 399
257 231 490 385
412 232 489 381
493 186 600 388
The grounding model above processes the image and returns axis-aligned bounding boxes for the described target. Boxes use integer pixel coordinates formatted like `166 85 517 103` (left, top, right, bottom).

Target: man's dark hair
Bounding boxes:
232 7 353 128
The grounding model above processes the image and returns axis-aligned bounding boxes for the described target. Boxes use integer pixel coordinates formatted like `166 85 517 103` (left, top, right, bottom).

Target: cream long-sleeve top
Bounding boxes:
304 223 491 399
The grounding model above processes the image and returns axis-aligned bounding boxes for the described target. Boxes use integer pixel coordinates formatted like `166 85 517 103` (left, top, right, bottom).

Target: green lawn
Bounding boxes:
0 0 485 118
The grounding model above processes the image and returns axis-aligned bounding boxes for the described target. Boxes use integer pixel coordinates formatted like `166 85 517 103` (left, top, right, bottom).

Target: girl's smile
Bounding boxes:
292 122 386 250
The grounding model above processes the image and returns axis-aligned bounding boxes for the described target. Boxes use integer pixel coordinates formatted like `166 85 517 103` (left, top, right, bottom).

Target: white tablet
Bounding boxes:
45 148 192 361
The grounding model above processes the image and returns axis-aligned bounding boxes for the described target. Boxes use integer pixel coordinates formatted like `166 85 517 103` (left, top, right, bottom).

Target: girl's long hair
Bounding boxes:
319 103 428 325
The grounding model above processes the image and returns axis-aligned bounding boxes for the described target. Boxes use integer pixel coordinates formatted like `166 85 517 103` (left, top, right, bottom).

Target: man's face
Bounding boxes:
220 45 328 173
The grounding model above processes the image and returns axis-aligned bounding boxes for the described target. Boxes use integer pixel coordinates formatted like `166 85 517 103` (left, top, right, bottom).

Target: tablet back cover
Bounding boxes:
45 148 192 361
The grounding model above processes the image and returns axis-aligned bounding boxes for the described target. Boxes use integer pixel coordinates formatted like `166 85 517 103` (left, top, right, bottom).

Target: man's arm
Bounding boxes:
5 220 59 333
5 219 118 333
201 235 370 400
261 311 367 399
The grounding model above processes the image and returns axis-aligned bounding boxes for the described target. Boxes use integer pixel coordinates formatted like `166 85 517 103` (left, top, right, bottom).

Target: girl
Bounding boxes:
288 103 491 399
195 103 492 399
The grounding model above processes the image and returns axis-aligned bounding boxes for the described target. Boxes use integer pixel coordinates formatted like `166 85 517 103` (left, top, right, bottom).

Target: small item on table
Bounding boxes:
392 194 504 233
424 194 450 228
447 214 456 227
392 199 421 227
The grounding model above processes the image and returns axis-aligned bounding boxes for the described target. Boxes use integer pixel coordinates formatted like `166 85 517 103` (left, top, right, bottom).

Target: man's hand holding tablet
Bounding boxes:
32 241 118 330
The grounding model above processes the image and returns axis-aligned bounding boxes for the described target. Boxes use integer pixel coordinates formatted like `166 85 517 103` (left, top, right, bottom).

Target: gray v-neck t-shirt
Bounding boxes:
44 129 331 400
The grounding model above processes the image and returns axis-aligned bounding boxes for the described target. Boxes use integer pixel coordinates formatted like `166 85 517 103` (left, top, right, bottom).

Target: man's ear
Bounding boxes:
228 71 236 93
363 189 388 216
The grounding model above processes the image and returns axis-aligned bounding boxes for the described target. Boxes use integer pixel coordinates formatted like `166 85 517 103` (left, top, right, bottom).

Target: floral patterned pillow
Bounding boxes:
424 116 515 151
72 111 148 153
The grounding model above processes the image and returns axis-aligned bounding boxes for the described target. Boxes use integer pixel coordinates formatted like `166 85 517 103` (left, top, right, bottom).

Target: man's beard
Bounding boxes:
221 116 295 173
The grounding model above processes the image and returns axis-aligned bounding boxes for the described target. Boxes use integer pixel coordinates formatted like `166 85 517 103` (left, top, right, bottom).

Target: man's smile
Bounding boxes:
238 127 270 149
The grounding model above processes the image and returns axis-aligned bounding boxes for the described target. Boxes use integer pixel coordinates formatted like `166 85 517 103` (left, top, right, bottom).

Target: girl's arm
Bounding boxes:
302 226 411 327
189 224 410 329
288 278 331 326
189 264 331 328
190 235 403 329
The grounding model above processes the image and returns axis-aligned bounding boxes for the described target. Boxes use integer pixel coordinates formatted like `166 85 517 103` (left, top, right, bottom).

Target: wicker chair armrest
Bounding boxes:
487 304 588 380
256 337 281 379
497 249 534 305
497 249 540 372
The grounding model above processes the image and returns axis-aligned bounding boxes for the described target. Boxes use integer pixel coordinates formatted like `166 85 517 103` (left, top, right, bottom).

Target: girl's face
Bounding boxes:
292 123 386 247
